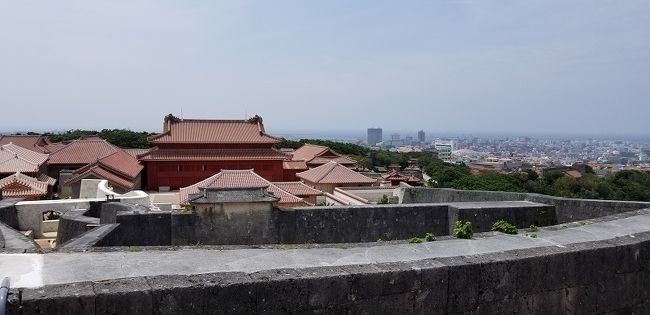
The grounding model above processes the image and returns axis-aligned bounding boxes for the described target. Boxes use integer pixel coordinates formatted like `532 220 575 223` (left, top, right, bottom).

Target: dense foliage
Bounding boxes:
274 138 370 156
46 129 153 148
425 160 650 202
453 220 474 239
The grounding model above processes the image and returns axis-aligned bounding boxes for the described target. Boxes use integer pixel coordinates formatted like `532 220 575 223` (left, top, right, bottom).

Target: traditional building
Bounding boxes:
139 114 288 191
0 143 50 179
282 160 308 181
47 136 121 178
272 181 323 205
179 169 309 207
0 172 53 200
290 144 356 169
63 150 144 197
0 135 65 154
297 161 376 193
381 171 422 186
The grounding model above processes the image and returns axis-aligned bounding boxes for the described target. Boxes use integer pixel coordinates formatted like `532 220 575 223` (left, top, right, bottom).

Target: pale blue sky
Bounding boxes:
1 1 649 135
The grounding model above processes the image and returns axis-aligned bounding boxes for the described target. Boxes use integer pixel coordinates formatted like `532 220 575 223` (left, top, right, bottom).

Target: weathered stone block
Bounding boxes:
10 282 95 315
439 256 481 313
250 268 311 313
148 275 205 315
93 277 153 314
196 272 258 315
413 259 448 315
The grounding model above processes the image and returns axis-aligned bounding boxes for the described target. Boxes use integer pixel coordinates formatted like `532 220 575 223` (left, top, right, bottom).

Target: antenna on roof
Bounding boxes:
180 107 184 120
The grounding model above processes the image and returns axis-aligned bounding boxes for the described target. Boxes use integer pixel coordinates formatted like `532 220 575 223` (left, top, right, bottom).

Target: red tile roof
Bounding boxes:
0 135 52 153
48 138 120 165
297 161 376 184
44 143 67 154
291 144 356 166
272 182 323 196
0 143 49 174
381 171 410 181
309 156 356 165
282 160 308 170
64 150 143 190
139 148 288 161
0 173 49 199
124 148 152 158
37 174 57 186
96 150 144 179
65 166 137 191
179 169 306 206
564 170 583 178
149 114 281 144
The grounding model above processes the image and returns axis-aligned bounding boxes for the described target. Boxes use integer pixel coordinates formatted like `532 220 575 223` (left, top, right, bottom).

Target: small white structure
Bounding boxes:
15 179 150 238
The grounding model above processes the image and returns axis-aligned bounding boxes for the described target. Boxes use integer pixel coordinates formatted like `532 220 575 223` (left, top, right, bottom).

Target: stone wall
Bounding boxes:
400 187 650 223
10 231 650 314
0 198 20 229
56 210 100 245
59 201 556 247
0 220 39 253
448 202 556 233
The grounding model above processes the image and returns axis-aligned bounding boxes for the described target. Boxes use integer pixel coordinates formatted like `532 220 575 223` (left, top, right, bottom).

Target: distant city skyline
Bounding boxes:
1 1 649 134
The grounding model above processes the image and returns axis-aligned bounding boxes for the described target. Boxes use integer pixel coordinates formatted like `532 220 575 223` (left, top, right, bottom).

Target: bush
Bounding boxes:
408 237 423 244
378 194 390 204
424 233 436 242
491 220 518 234
127 246 142 252
453 220 473 239
529 224 538 232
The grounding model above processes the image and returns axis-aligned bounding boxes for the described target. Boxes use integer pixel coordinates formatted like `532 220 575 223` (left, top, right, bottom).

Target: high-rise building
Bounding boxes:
367 128 383 146
418 130 425 143
434 140 454 162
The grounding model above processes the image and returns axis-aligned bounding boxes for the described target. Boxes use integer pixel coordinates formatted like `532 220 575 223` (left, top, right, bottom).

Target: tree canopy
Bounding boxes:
46 129 153 148
423 160 650 202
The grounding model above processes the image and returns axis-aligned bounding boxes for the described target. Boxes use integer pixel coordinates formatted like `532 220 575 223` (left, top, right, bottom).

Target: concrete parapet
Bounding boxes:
400 187 650 223
9 230 650 314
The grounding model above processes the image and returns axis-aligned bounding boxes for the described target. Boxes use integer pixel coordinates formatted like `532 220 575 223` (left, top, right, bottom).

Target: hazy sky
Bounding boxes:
1 1 649 135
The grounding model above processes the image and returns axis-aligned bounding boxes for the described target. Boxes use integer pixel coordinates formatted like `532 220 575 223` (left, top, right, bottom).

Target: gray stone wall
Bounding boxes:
59 202 556 246
56 210 100 245
400 187 650 223
449 202 556 233
0 198 21 229
98 211 172 247
0 220 39 253
285 204 450 243
10 231 650 314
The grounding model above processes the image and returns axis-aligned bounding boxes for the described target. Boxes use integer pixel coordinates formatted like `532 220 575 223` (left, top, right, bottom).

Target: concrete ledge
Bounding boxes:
8 229 650 314
0 220 39 253
400 187 650 222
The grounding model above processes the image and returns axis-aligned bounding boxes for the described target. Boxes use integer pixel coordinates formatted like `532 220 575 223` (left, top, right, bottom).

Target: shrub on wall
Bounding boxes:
424 232 436 241
491 220 518 234
453 220 473 239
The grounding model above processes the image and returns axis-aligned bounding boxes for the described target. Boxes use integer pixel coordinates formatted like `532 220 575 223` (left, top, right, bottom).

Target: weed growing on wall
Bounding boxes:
453 220 473 239
491 220 518 234
127 246 142 252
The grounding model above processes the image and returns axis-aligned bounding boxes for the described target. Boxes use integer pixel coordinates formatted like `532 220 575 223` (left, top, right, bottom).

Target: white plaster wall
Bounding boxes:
16 199 93 237
16 179 151 237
